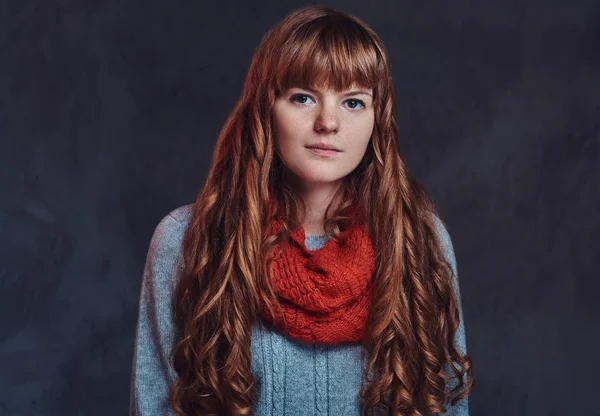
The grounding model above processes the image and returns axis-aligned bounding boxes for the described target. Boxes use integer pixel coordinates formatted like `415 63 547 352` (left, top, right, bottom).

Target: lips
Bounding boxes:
306 143 341 152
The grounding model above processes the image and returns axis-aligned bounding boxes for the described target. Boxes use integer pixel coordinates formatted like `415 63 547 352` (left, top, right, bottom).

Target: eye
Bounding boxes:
290 94 367 111
344 99 366 110
291 94 315 105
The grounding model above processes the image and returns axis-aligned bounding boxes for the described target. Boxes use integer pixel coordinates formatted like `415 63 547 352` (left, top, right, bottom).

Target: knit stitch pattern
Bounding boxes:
129 204 470 415
262 216 376 344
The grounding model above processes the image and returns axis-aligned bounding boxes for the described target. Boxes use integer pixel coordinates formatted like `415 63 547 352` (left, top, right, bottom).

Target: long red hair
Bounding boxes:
170 6 473 415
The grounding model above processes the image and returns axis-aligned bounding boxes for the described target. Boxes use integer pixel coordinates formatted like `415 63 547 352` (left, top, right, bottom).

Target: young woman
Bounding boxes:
130 6 474 416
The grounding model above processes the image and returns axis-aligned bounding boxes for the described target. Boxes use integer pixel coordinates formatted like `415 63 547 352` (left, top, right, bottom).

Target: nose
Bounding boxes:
314 100 340 133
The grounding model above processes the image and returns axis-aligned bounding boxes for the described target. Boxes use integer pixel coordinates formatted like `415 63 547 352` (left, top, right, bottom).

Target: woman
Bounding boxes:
130 5 474 416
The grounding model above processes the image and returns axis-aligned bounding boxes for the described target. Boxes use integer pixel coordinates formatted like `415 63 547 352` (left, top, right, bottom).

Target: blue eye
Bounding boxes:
344 99 365 110
291 94 315 105
291 94 366 111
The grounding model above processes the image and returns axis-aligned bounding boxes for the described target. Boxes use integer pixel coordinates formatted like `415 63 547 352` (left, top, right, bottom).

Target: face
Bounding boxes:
272 83 375 191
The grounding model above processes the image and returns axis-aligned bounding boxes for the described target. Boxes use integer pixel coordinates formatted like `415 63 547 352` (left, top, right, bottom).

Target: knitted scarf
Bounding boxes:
259 199 376 345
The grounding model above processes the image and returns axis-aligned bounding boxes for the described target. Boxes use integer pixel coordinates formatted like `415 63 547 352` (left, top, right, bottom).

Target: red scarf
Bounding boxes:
259 200 376 345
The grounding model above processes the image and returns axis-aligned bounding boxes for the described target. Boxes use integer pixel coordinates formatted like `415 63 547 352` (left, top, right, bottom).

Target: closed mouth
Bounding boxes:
306 146 341 152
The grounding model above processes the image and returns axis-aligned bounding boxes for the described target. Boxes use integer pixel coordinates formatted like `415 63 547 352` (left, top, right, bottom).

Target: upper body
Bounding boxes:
129 204 469 416
130 6 473 414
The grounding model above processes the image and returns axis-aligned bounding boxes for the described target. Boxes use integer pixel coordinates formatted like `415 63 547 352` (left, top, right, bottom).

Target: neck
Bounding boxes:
297 183 343 236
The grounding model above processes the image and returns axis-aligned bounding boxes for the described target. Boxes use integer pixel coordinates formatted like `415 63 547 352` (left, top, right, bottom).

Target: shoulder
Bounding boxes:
431 213 458 277
432 213 454 256
165 203 194 228
147 203 194 262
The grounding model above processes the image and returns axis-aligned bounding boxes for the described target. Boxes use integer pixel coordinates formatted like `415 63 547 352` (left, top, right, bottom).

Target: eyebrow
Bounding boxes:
296 86 373 98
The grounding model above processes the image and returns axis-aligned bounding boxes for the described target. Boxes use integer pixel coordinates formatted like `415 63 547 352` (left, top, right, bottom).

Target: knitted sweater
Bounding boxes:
129 204 470 416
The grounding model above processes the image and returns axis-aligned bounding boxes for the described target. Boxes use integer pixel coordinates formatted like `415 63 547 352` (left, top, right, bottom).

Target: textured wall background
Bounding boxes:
1 1 598 415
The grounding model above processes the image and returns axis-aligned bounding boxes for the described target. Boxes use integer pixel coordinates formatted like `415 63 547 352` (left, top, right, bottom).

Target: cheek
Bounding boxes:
274 115 302 161
278 112 305 134
275 114 309 150
347 140 370 163
349 116 374 148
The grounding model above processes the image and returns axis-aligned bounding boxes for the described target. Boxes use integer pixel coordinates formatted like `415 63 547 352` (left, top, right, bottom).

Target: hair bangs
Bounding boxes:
274 18 382 94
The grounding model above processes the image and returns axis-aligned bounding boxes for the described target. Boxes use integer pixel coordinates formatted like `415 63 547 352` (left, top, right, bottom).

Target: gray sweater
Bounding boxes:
129 204 469 415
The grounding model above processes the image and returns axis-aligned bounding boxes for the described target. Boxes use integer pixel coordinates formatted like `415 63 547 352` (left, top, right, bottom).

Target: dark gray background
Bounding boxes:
1 1 598 415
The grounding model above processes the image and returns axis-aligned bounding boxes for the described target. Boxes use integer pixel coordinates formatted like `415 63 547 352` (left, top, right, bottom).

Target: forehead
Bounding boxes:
286 82 372 93
275 45 377 94
277 70 373 95
272 17 382 97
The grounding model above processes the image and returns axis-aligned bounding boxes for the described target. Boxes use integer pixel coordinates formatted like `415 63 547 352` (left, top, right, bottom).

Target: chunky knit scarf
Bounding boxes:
260 200 376 345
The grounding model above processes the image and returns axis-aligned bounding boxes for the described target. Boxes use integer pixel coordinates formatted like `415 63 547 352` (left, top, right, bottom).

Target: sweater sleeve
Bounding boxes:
433 216 470 416
129 213 186 416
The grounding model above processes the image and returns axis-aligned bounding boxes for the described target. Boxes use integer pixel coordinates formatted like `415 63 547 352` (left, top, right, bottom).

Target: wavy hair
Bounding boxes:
169 6 473 415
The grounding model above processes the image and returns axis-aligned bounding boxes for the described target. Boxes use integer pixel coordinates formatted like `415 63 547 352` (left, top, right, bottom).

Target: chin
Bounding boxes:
300 173 345 184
